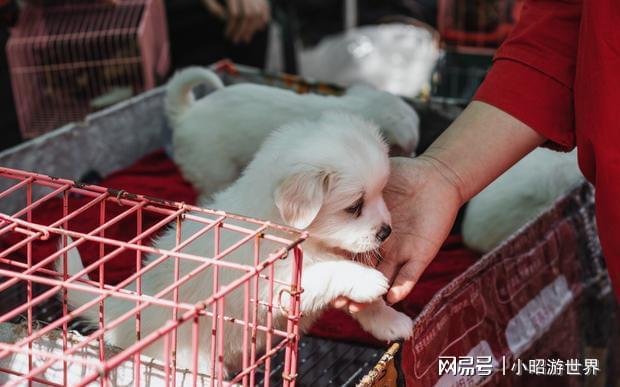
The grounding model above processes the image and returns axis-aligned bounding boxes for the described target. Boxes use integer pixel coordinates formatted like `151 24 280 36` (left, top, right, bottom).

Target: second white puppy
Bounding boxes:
166 67 420 197
462 148 583 253
63 111 412 376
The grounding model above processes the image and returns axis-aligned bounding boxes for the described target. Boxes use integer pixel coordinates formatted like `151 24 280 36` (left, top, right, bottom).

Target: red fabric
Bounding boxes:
2 150 480 345
1 151 197 284
474 0 620 301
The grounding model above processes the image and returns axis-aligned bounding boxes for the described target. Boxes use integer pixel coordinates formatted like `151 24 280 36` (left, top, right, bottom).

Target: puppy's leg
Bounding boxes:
351 299 413 341
298 261 389 315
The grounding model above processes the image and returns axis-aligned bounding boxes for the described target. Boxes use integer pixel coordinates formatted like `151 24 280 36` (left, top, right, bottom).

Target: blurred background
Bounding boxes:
3 4 619 387
0 0 523 150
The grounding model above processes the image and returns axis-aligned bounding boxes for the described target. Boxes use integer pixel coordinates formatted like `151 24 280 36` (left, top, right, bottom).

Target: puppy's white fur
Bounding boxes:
62 112 412 375
462 148 583 253
166 67 420 197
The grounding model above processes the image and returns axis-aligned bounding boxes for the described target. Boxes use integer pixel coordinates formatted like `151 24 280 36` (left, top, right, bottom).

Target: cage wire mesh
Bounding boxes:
431 0 523 103
437 0 523 51
6 0 170 139
0 167 306 386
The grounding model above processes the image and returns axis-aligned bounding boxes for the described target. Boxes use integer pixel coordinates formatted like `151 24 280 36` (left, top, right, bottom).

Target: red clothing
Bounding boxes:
475 0 620 299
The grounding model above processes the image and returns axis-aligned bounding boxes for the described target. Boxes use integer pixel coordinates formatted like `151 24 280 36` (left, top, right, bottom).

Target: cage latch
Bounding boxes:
0 213 50 240
281 372 298 382
277 287 303 318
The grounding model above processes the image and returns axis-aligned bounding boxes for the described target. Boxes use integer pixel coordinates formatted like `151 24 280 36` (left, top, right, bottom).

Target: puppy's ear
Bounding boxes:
274 169 330 230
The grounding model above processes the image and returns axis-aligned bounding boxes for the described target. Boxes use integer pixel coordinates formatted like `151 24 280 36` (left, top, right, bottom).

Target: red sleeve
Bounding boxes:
473 0 582 151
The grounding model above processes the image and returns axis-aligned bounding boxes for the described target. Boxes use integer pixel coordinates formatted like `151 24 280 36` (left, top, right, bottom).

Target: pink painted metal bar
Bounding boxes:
0 166 306 386
6 0 170 137
26 178 33 386
0 218 247 355
69 249 296 381
0 175 33 199
0 268 292 340
0 167 304 242
0 201 148 294
61 190 69 386
0 343 102 368
0 367 64 387
0 190 108 241
16 246 296 385
2 247 295 344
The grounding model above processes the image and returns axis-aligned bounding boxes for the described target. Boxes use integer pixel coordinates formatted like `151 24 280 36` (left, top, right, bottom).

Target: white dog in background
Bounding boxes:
165 67 420 197
62 111 412 375
462 148 583 253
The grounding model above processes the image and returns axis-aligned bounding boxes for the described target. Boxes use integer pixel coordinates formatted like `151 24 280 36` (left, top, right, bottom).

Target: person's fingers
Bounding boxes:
245 22 259 43
222 0 270 43
376 256 400 283
239 0 258 43
245 0 268 42
239 4 258 43
202 0 226 19
386 258 430 305
259 0 271 25
225 0 243 42
232 0 250 42
226 18 239 43
253 0 269 30
226 0 240 16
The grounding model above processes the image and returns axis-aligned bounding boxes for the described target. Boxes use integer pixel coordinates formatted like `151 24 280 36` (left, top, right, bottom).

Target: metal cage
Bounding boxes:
437 0 523 51
6 0 170 139
0 167 305 386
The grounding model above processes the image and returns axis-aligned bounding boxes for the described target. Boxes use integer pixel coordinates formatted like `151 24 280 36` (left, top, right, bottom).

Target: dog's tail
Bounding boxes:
165 67 225 124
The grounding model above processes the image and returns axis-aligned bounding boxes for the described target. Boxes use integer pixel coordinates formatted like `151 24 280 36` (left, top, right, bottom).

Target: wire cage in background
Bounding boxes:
6 0 170 139
431 0 523 103
0 167 305 386
437 0 523 51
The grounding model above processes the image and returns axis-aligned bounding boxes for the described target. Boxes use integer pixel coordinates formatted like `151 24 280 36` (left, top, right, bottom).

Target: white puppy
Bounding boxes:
63 112 412 376
165 67 420 197
462 148 583 253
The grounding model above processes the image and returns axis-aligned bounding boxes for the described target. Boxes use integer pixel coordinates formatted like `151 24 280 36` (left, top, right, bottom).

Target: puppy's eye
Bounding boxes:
345 198 364 217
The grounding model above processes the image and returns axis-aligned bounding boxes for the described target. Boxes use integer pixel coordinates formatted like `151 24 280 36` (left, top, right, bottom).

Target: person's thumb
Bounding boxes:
386 258 428 305
376 258 399 284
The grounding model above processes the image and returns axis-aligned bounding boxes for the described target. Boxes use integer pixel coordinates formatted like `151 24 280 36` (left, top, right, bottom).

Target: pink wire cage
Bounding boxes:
0 167 306 386
6 0 170 139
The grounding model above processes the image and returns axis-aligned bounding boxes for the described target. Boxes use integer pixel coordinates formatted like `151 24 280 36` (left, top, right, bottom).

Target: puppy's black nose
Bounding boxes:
376 224 392 242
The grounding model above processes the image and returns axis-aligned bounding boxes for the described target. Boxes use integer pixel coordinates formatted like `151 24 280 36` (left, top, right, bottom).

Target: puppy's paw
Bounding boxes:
346 269 389 303
371 308 413 341
364 307 413 342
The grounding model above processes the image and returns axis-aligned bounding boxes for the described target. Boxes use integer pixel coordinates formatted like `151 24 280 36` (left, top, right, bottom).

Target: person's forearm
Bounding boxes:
419 101 546 204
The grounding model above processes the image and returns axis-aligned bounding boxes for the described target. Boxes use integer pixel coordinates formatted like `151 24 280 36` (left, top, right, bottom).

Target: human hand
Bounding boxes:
378 156 464 304
203 0 271 44
330 156 463 311
330 101 546 309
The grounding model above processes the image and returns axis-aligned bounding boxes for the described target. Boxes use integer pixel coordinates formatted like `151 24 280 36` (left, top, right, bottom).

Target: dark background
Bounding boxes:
0 0 438 152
